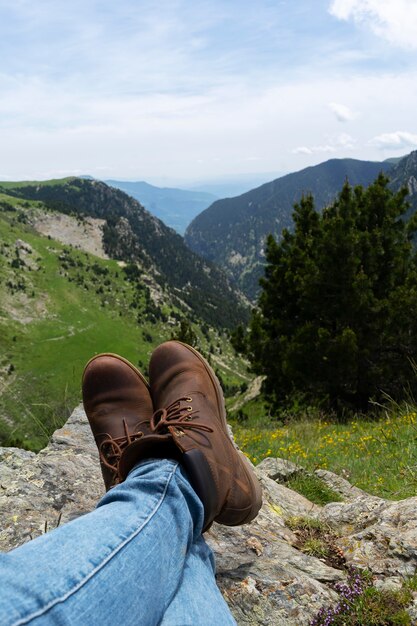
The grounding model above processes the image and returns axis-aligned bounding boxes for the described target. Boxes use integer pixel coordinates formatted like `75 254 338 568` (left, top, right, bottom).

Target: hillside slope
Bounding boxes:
0 196 249 450
185 158 394 299
1 178 248 328
105 179 217 234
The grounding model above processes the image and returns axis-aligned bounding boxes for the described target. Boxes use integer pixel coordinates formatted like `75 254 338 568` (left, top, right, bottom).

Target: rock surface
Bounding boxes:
1 406 417 624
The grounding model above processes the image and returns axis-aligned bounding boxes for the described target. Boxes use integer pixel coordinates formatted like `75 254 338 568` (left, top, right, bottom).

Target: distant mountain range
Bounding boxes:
185 154 417 300
105 180 218 235
101 175 285 233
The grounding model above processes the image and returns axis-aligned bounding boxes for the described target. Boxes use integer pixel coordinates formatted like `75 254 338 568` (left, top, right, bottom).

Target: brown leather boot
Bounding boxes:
127 340 262 531
82 353 155 490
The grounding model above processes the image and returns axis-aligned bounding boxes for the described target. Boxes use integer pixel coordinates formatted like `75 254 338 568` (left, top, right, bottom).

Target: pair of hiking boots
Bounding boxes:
82 340 262 531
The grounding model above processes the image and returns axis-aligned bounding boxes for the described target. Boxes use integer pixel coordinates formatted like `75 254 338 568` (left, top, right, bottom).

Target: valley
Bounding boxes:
105 179 217 235
0 189 249 450
2 153 417 494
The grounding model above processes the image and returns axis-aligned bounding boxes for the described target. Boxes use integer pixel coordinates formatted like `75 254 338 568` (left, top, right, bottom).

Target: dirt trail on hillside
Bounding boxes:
229 375 264 412
42 323 95 342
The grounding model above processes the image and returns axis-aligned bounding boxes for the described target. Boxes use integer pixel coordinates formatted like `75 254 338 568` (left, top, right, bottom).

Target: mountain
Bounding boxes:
0 184 250 450
388 150 417 215
1 178 248 329
384 156 406 165
184 157 395 299
105 180 217 234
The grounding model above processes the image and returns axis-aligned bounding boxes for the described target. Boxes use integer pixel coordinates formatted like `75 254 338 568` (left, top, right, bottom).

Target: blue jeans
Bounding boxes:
0 460 237 625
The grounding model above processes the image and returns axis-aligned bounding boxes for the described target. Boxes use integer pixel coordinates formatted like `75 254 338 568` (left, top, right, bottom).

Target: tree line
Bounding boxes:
236 174 417 412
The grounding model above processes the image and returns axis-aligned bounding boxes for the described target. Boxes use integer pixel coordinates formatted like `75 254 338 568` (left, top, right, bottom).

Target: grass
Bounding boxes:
0 223 163 448
302 538 329 558
312 568 415 626
0 178 75 189
230 396 417 500
285 474 342 505
286 516 327 531
0 202 249 450
285 515 345 569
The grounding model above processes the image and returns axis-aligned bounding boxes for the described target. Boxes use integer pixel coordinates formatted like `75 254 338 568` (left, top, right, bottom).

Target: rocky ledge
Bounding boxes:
1 406 417 625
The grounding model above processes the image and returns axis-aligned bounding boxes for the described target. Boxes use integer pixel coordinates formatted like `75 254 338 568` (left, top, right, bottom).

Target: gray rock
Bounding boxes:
408 596 417 623
319 495 387 531
314 468 366 501
1 406 417 624
321 495 417 577
0 406 103 550
257 459 366 503
257 457 303 482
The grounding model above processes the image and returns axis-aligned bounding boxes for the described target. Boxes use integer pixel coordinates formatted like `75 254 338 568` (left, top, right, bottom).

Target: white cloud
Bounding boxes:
369 131 417 150
1 68 417 182
293 146 313 155
337 133 356 149
329 0 417 50
328 102 356 122
293 133 356 155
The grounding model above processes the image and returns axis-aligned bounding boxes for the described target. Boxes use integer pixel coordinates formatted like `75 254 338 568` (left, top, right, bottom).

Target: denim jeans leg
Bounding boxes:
0 459 205 626
160 533 237 626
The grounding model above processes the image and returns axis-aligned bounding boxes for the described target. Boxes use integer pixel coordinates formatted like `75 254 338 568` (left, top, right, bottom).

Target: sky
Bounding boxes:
1 0 417 185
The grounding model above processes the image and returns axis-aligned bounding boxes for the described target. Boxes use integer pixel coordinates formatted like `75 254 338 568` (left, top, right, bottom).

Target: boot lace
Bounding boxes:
150 396 213 436
98 418 147 479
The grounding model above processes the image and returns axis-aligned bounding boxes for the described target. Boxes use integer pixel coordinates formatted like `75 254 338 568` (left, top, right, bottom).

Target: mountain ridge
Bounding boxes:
184 157 399 299
1 177 248 328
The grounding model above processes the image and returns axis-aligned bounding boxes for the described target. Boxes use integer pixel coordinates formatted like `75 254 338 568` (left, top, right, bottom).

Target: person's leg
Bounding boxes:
161 536 237 626
0 459 225 626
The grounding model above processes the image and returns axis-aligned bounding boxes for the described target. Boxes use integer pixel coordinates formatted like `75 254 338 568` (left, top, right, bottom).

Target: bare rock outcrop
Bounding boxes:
1 406 417 624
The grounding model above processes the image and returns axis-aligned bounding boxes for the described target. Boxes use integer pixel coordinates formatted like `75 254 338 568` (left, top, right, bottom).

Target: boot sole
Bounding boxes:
82 352 150 390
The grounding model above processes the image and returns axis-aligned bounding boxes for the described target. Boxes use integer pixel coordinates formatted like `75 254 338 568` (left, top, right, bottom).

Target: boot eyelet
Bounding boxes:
187 406 193 412
186 396 192 402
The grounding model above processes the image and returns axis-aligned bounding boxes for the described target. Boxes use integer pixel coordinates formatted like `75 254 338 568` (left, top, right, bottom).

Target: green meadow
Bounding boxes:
229 395 417 500
0 201 247 450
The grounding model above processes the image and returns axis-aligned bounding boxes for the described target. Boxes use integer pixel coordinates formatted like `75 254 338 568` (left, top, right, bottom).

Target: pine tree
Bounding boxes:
172 319 197 347
247 175 417 411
